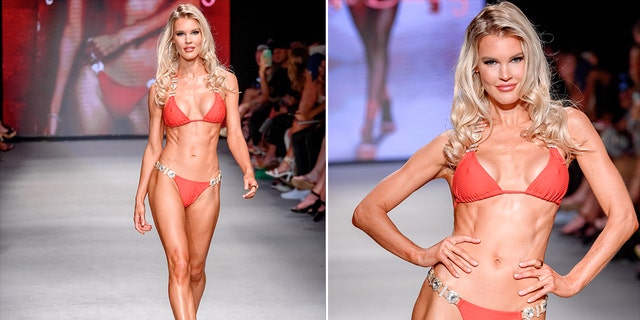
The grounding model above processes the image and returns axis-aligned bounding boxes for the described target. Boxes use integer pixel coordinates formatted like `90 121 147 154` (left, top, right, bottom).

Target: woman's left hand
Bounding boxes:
242 176 259 199
515 259 566 302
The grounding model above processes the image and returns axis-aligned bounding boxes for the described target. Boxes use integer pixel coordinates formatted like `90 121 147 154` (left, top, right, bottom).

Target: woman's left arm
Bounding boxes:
223 71 257 198
560 108 638 295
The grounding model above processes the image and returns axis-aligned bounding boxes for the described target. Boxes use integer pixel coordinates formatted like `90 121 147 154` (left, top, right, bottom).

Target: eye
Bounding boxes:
512 56 524 63
482 59 497 66
176 31 185 36
192 30 200 35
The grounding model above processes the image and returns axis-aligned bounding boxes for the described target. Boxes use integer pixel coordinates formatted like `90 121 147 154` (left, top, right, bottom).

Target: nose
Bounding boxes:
499 65 512 81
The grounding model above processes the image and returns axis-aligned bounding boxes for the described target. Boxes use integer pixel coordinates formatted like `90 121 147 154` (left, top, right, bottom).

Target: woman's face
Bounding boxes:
172 18 202 61
476 34 525 108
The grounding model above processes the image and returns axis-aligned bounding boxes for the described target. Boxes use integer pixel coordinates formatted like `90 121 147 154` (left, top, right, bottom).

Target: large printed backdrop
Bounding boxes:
2 0 230 137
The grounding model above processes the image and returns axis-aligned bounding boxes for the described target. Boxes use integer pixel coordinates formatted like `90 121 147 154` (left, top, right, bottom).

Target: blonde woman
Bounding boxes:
133 4 257 319
353 2 638 319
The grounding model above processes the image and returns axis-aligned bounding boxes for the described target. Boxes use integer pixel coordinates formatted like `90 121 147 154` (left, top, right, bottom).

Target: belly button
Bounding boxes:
493 258 502 265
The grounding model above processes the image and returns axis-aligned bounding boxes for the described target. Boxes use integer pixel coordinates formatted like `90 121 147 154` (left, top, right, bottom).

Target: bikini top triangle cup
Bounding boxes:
452 147 569 206
163 93 226 127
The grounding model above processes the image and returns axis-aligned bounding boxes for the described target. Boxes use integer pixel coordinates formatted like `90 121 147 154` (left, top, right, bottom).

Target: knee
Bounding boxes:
168 258 191 282
190 263 206 283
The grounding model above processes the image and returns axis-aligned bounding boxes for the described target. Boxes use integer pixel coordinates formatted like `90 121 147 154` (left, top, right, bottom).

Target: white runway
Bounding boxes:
0 139 325 320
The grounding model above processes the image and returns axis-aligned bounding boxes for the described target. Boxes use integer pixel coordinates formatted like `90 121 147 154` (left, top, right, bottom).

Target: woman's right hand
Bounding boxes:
428 235 480 277
133 202 152 235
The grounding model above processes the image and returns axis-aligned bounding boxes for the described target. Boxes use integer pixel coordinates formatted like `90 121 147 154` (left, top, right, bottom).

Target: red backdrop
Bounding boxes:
1 0 230 137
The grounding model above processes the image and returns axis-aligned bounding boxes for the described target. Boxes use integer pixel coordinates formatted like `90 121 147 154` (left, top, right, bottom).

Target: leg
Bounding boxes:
348 0 399 158
184 184 221 311
291 125 324 177
311 167 326 222
291 136 326 190
148 171 197 320
248 103 271 149
307 136 327 179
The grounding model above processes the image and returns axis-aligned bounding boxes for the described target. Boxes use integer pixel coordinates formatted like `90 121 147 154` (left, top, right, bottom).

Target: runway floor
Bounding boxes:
0 139 325 320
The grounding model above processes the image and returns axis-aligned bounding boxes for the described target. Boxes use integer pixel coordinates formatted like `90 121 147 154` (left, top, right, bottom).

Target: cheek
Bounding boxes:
512 65 526 81
478 69 496 87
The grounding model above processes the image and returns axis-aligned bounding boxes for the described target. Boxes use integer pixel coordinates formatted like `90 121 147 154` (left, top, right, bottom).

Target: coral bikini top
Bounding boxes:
452 146 569 206
163 93 226 127
162 75 225 127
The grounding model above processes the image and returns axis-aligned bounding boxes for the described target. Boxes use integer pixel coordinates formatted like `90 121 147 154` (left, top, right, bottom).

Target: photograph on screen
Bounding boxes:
328 0 486 163
2 0 229 138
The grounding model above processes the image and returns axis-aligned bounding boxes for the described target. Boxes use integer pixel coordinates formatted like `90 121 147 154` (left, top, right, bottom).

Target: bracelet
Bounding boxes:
48 113 60 122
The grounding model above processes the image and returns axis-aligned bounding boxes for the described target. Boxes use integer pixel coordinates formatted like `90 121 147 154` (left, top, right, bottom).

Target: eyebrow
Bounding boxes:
175 27 201 33
480 52 524 61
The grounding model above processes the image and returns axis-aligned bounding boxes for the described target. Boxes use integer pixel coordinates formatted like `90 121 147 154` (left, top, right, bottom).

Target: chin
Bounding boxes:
493 94 519 106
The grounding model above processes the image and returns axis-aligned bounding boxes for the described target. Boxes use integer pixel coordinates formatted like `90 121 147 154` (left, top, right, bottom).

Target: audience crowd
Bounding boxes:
553 20 640 279
238 38 326 222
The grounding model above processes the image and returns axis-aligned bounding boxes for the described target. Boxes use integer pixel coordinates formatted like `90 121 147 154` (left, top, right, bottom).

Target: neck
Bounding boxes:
178 60 205 79
491 104 530 128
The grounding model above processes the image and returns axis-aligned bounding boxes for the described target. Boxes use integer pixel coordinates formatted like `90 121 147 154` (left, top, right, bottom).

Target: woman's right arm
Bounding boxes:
133 85 164 234
353 132 449 265
353 132 481 274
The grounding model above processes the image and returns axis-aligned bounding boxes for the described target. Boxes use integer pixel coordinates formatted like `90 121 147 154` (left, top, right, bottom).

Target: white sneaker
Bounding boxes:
280 188 310 200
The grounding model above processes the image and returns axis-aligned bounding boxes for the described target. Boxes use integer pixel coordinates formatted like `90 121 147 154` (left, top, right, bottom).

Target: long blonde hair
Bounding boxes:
154 3 231 106
443 1 583 169
288 46 310 95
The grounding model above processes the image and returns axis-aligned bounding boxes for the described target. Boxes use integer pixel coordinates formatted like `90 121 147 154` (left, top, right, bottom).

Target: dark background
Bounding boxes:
496 0 639 74
229 1 326 95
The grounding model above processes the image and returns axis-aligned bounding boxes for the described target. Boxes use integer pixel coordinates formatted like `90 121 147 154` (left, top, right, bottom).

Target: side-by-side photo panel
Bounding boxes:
327 0 640 319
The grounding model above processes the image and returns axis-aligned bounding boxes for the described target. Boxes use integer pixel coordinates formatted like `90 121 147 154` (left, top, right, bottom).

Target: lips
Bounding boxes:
496 84 516 92
184 47 195 52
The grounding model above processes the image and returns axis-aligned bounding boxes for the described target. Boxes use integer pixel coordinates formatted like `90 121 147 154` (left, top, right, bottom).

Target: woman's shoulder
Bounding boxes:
220 68 236 79
564 107 591 127
217 69 237 87
563 106 598 140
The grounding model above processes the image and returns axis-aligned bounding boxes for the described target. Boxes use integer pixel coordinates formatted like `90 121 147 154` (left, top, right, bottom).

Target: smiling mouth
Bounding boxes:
497 84 516 91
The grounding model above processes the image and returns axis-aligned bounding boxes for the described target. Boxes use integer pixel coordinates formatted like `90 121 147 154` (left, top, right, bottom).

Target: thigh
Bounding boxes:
148 172 190 259
184 185 221 266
